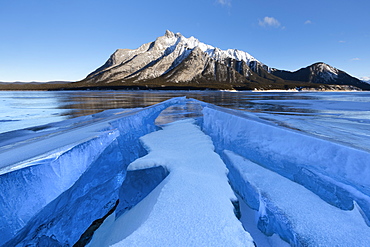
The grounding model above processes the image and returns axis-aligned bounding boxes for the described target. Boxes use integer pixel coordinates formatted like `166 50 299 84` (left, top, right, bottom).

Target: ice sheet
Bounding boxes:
248 97 370 152
2 96 370 246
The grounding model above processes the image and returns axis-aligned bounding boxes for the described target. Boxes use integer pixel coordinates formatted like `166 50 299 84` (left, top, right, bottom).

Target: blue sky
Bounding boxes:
1 0 369 82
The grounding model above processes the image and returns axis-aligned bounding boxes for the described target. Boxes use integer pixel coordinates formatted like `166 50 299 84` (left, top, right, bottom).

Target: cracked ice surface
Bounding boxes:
0 97 186 246
2 96 370 246
89 119 254 247
224 150 370 246
202 105 370 224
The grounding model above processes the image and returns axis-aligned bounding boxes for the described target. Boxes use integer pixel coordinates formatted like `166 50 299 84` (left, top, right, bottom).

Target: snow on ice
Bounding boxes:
1 97 370 246
89 119 254 246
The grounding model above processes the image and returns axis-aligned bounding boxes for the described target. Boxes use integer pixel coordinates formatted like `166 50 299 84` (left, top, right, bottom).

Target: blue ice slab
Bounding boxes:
0 97 185 246
116 166 169 218
224 150 370 246
202 105 370 224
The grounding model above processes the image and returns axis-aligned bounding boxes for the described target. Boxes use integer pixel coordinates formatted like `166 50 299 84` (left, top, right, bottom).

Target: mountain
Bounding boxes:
271 63 370 90
76 30 369 90
78 30 287 90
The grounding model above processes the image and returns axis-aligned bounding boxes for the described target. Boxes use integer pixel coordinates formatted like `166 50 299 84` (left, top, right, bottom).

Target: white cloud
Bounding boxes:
259 16 281 28
339 40 346 43
351 58 361 61
217 0 231 6
304 20 312 25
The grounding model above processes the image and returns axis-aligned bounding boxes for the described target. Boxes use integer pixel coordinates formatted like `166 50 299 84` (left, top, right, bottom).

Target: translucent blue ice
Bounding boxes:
0 97 185 246
202 104 370 228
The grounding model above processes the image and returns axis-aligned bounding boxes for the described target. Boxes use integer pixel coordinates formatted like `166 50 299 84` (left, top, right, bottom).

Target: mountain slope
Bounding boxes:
271 63 370 90
80 30 285 90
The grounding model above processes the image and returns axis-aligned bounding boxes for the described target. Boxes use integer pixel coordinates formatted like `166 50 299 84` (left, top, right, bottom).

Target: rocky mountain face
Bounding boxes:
78 30 369 90
80 31 282 89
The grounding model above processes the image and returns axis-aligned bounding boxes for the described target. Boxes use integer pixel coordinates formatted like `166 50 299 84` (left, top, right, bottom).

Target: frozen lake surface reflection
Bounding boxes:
1 90 370 151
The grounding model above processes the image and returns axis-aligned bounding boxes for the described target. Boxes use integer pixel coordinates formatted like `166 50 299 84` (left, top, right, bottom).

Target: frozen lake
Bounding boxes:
1 90 370 151
1 93 370 246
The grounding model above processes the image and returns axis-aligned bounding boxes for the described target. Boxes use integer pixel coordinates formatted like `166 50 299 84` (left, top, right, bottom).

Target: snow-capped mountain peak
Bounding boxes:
153 30 260 66
313 62 339 74
158 30 214 52
85 30 267 84
310 62 339 81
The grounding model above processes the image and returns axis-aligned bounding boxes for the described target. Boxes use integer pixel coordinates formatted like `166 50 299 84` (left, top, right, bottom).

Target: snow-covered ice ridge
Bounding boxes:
1 97 370 246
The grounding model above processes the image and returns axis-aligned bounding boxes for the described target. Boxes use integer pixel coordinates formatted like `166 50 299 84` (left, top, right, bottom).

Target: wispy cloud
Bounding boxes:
304 20 312 25
339 40 346 43
351 58 361 61
216 0 231 6
259 16 281 28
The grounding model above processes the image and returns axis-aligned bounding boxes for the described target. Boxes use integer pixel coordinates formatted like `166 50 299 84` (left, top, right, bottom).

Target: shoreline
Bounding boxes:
0 83 365 92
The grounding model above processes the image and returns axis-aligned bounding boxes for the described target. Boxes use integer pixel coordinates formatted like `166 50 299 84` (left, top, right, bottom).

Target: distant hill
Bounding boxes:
271 63 370 90
1 31 369 91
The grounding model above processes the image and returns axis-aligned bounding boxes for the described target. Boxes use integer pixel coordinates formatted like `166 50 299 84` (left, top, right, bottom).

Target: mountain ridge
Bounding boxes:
271 62 368 89
84 30 273 84
79 30 369 90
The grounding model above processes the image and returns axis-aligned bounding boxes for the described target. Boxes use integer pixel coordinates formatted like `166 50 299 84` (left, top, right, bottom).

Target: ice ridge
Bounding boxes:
224 150 370 246
0 97 186 246
202 104 370 227
89 119 255 246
